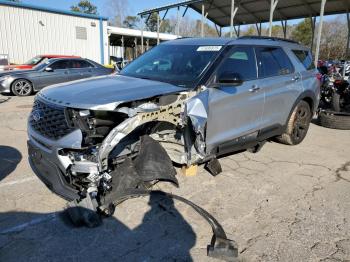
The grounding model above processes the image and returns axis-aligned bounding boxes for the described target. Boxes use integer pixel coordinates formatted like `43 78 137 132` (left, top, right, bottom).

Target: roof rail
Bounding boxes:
237 36 299 44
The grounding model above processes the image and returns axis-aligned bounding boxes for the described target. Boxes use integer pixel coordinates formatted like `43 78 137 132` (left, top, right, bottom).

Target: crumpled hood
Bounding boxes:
38 75 187 110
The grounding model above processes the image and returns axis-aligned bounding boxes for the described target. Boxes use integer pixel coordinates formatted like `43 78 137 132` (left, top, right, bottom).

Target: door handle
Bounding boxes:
292 75 300 81
249 85 260 92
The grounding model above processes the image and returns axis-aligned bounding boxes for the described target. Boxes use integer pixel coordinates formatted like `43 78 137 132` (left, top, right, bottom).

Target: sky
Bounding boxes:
22 0 344 30
23 0 195 18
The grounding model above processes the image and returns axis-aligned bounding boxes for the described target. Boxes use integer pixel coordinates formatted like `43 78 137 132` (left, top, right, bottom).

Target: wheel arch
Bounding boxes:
283 90 317 129
11 78 34 92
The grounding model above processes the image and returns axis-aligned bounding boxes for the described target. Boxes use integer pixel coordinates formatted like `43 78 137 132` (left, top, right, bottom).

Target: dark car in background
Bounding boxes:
4 54 81 71
0 58 113 96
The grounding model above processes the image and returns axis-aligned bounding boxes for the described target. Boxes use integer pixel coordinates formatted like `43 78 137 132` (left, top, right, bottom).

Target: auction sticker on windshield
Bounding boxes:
197 46 222 52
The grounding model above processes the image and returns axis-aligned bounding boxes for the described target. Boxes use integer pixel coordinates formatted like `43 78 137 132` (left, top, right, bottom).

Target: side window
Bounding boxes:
70 60 94 69
292 50 315 70
216 46 257 81
50 60 70 70
256 47 294 78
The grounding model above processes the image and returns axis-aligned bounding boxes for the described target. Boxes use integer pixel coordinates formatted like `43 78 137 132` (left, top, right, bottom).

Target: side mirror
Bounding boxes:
44 67 54 72
218 72 243 86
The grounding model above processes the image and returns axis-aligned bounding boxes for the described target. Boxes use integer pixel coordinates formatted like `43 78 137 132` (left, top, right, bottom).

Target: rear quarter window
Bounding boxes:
292 50 315 70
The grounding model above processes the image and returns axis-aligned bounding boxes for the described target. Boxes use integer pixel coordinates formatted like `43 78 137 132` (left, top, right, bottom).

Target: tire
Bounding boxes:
11 79 33 96
318 110 350 130
331 92 342 112
276 100 312 145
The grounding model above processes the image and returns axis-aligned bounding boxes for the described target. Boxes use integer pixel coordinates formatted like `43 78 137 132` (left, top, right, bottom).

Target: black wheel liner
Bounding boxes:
101 189 239 261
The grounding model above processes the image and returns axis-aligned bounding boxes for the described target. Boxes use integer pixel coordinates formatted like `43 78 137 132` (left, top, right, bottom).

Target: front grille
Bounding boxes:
29 99 75 140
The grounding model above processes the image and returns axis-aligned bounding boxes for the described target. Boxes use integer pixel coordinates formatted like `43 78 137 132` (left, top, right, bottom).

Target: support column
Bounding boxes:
229 0 238 38
141 18 144 54
201 4 205 37
281 20 287 38
347 11 350 59
233 26 238 37
134 37 137 59
107 34 111 64
230 0 234 37
121 35 124 61
310 16 316 52
314 0 326 66
176 6 180 36
157 12 160 45
268 0 279 37
255 22 262 36
237 25 241 37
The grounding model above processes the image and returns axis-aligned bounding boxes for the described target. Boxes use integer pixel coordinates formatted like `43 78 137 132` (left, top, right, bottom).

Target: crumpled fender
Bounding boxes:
185 88 209 157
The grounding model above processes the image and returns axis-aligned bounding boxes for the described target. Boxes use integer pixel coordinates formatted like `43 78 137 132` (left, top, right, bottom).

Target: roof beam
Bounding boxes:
210 1 333 24
238 2 261 22
138 0 203 16
299 0 318 16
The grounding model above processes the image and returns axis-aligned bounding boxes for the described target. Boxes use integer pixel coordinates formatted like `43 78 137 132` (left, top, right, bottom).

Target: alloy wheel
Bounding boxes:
13 80 32 96
292 105 310 142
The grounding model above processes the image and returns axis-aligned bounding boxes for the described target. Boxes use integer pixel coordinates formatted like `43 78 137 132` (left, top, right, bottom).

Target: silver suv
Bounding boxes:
27 37 320 216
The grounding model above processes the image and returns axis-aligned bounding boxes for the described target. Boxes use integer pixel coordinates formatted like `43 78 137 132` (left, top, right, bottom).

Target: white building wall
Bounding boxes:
0 5 107 64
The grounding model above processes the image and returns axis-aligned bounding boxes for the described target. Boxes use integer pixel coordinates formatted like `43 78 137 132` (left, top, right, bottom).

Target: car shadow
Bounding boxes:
0 146 22 181
0 192 197 261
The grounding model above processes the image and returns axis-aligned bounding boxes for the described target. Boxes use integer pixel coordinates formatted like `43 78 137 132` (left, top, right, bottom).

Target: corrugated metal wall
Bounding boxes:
0 5 108 64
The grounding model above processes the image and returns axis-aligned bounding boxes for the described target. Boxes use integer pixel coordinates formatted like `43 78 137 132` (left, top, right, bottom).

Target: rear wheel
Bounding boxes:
11 79 33 96
276 100 311 145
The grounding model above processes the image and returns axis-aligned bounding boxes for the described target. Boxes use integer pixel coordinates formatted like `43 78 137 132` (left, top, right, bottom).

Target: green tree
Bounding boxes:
291 18 313 46
71 0 98 15
146 13 173 33
242 25 256 36
123 16 140 29
194 20 217 37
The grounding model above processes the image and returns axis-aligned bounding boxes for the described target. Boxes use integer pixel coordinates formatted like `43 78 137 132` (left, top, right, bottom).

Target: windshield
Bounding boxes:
24 56 44 65
120 44 222 87
33 59 51 70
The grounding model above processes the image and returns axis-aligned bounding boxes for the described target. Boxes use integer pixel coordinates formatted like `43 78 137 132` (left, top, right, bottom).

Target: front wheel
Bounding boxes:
276 100 312 145
11 79 33 96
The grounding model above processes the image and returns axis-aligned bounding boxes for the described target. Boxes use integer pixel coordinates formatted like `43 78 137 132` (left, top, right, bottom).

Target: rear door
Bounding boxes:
255 46 303 128
69 59 95 80
291 49 319 106
206 46 265 152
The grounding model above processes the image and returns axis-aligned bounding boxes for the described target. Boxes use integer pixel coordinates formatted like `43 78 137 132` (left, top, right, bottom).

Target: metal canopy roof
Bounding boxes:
139 0 350 27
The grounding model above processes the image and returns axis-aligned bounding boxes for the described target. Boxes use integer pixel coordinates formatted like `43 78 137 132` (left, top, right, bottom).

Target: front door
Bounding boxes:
37 59 71 88
206 46 265 152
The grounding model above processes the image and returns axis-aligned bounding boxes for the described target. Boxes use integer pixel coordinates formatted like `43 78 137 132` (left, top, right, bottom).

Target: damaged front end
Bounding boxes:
28 88 210 207
28 89 237 261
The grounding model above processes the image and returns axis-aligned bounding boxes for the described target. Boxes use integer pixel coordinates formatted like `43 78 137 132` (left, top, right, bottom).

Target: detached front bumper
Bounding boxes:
27 140 79 201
